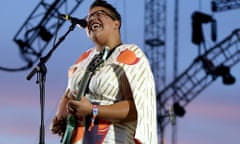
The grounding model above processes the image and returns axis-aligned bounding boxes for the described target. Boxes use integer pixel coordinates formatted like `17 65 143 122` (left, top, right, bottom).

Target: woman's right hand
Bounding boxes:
50 116 67 136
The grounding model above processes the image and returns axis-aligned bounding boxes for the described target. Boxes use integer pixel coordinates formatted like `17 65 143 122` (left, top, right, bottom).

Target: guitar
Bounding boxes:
61 47 110 144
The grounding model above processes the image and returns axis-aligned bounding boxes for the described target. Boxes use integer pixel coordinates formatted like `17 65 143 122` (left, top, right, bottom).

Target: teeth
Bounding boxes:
91 23 101 30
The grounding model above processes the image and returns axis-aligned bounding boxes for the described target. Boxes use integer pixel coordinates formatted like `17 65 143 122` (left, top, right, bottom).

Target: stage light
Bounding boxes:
215 64 236 85
191 11 217 45
173 102 185 117
39 26 53 42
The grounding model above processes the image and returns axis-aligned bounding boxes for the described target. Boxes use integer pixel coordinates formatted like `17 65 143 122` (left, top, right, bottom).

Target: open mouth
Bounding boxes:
89 22 102 31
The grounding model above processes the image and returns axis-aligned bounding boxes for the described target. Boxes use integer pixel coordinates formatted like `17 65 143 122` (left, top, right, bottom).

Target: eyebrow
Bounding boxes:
101 10 116 20
87 10 116 20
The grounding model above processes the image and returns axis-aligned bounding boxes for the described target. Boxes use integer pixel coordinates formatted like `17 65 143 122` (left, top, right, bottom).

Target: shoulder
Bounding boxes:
75 48 95 64
68 48 95 77
116 44 145 65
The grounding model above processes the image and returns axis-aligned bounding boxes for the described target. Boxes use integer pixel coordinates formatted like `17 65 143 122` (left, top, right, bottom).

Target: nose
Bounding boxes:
87 14 98 23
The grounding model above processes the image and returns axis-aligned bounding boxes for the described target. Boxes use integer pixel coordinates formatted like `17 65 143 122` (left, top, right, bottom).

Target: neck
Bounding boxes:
95 40 122 51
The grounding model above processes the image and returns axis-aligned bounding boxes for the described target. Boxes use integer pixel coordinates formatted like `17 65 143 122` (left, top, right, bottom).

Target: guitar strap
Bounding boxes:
106 43 122 59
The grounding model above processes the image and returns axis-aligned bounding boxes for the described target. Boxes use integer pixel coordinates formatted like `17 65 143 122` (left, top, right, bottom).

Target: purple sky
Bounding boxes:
0 1 240 144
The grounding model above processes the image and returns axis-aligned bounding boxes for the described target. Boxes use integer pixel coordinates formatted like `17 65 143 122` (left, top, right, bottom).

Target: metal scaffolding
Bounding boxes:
12 0 84 71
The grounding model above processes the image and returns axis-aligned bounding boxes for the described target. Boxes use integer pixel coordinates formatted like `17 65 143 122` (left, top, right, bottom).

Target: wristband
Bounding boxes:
88 104 98 131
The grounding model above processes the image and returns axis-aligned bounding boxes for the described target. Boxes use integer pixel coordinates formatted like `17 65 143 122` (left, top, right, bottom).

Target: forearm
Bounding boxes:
50 89 71 135
55 89 71 118
96 99 137 123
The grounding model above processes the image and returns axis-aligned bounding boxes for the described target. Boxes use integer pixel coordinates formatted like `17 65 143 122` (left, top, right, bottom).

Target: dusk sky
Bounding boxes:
0 1 240 144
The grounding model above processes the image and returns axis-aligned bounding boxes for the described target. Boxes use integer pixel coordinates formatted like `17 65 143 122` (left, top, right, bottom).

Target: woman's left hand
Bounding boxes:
67 96 93 118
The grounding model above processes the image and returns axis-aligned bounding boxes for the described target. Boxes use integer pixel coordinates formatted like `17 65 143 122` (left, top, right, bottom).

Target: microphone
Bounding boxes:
59 14 87 28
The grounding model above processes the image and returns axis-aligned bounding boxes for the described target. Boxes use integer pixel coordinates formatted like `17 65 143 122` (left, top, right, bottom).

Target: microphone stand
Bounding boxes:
26 23 77 144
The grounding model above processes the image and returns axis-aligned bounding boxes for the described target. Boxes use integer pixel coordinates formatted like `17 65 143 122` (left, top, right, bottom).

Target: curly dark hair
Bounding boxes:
90 0 121 26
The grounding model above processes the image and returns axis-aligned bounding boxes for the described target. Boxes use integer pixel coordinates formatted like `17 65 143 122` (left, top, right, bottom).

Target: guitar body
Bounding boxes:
61 47 109 144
